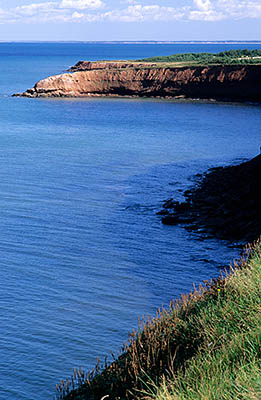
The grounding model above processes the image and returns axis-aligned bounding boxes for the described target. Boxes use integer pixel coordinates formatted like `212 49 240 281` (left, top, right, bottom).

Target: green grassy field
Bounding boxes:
136 49 261 66
144 242 261 400
57 238 261 400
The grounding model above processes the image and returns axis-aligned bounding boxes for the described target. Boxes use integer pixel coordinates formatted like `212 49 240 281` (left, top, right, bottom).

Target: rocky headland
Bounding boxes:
14 61 261 102
159 154 261 243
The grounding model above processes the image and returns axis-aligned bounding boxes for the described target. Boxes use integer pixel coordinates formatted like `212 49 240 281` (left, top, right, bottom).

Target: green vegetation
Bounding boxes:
146 242 261 400
136 49 261 65
57 239 261 400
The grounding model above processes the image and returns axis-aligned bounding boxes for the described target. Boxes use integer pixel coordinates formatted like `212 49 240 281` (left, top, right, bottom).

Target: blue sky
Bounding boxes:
0 0 260 41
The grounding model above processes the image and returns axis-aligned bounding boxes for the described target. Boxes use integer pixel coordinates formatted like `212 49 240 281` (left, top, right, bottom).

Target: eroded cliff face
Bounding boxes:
17 62 261 102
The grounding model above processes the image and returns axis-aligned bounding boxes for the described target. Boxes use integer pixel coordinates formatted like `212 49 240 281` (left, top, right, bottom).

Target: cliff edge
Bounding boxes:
15 62 261 102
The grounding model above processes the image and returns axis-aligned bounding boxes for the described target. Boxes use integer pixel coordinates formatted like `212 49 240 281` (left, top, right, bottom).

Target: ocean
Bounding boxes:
0 42 261 399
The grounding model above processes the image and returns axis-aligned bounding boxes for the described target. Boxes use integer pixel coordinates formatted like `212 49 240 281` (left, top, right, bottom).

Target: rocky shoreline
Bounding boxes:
159 154 261 243
14 62 261 103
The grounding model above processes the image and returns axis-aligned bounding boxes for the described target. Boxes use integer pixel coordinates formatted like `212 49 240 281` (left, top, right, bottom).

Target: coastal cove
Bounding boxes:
1 43 261 400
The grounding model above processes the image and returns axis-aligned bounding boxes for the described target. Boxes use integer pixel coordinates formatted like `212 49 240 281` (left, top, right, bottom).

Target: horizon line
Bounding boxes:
1 40 261 44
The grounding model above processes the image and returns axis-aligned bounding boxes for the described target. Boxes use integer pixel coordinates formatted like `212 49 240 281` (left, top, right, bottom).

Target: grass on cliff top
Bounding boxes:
136 49 261 66
56 239 261 400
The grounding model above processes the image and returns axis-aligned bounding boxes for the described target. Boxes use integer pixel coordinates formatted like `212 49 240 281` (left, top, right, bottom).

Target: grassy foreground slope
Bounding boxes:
146 240 261 400
57 239 261 400
137 49 261 66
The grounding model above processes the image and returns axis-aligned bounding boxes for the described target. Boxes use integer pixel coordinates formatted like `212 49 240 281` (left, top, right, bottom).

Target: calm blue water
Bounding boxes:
0 43 261 400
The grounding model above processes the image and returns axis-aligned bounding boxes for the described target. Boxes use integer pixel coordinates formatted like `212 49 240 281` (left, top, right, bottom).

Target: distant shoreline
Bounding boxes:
1 40 261 44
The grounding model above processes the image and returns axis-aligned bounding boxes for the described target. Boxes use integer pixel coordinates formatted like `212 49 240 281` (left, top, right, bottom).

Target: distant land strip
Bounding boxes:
3 40 261 44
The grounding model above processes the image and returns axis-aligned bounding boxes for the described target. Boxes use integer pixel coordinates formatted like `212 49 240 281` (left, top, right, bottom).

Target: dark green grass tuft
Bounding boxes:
56 239 261 400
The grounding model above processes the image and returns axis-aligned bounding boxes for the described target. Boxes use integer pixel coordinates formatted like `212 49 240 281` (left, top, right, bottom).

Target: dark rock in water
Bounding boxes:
162 215 180 225
156 209 170 216
174 202 191 212
160 154 261 243
162 198 178 209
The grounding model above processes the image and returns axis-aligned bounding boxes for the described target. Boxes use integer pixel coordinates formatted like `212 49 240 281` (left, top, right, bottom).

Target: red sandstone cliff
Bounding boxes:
17 62 261 102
